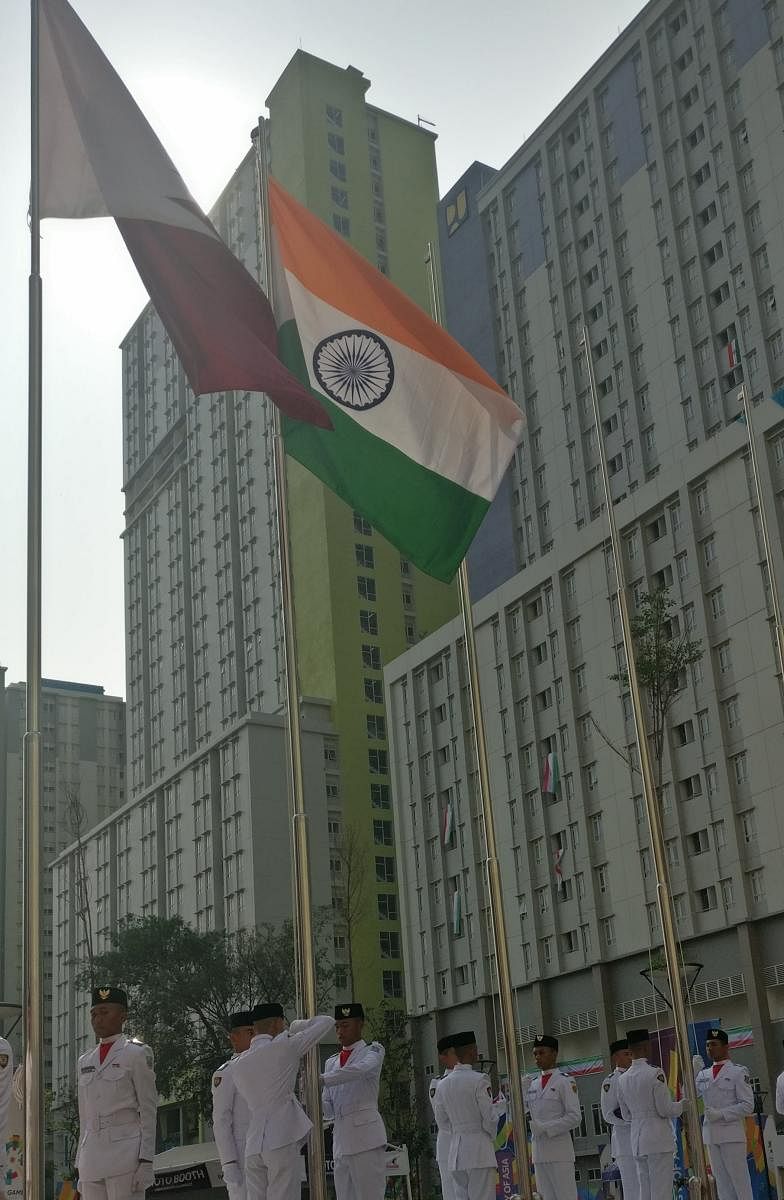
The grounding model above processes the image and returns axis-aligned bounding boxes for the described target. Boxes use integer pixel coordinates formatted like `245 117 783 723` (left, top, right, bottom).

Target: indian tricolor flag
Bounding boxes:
38 0 326 428
268 178 524 582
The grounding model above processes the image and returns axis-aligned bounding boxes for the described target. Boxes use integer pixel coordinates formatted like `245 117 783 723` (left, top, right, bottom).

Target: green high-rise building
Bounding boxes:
121 51 458 1008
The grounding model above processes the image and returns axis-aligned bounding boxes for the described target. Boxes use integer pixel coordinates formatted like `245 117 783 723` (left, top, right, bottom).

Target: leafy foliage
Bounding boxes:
611 587 703 782
365 1004 432 1194
76 912 335 1111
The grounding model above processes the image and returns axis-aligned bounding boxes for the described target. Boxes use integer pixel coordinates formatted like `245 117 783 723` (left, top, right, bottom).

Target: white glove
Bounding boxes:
692 1054 705 1073
705 1107 722 1122
222 1163 243 1187
531 1120 546 1137
131 1162 155 1193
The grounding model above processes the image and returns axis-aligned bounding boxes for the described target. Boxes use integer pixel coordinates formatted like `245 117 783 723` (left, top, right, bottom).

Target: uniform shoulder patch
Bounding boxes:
213 1075 222 1087
603 1083 610 1092
144 1047 155 1070
657 1072 666 1083
571 1081 578 1092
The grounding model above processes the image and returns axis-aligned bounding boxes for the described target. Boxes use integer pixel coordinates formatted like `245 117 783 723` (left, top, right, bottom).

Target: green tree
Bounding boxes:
365 1005 432 1200
611 587 703 788
76 912 335 1112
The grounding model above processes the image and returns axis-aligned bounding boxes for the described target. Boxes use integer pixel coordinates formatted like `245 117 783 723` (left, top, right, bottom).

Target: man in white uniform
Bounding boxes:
321 1002 387 1200
0 1035 14 1195
776 1040 784 1120
523 1033 580 1200
429 1034 459 1200
232 1001 333 1200
617 1028 682 1200
431 1031 497 1200
600 1037 639 1200
211 1011 255 1200
693 1027 753 1200
75 986 158 1200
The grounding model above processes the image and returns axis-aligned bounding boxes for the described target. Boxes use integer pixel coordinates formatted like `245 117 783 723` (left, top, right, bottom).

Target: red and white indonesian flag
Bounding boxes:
269 179 524 582
38 0 328 428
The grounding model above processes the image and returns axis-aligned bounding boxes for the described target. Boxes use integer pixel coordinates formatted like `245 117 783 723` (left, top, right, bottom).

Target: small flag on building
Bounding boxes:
452 887 462 936
726 338 741 371
541 752 559 795
553 846 565 890
442 799 456 847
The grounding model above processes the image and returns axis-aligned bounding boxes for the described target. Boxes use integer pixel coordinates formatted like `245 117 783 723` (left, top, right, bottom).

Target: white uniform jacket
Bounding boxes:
523 1069 581 1164
0 1038 14 1172
232 1014 333 1154
776 1070 784 1117
429 1071 453 1165
695 1061 753 1145
76 1035 158 1183
211 1055 250 1169
617 1058 682 1156
600 1068 632 1159
321 1039 387 1158
431 1064 497 1171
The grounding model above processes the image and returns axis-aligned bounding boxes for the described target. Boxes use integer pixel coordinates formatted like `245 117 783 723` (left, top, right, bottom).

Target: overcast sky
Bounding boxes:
1 0 644 698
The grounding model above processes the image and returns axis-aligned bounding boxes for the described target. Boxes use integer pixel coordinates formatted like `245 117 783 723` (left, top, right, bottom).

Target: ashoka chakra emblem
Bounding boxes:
313 329 394 411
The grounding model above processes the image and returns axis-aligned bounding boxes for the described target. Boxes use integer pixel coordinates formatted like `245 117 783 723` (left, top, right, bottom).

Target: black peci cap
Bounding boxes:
533 1034 559 1051
707 1028 729 1044
335 1003 365 1020
91 986 128 1008
610 1039 628 1055
626 1029 650 1046
229 1011 255 1029
450 1031 477 1049
253 1003 284 1021
437 1035 456 1053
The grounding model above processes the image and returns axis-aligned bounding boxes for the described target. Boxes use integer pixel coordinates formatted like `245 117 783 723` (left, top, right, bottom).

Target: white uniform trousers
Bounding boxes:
333 1146 386 1200
437 1155 457 1200
452 1166 496 1200
616 1153 641 1200
633 1152 673 1200
245 1144 301 1200
533 1161 578 1200
708 1142 753 1200
226 1180 246 1200
79 1174 141 1200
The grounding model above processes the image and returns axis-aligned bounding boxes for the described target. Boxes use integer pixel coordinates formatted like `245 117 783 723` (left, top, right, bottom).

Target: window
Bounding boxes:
379 931 401 958
353 511 372 535
326 104 343 127
591 812 604 842
360 609 378 635
681 774 703 800
740 809 757 843
331 186 349 210
696 885 718 912
355 543 375 568
371 783 390 809
717 641 733 674
362 644 381 670
709 588 725 619
731 751 749 785
601 916 616 946
364 678 383 704
382 970 402 998
688 829 709 856
375 856 394 882
328 132 345 155
357 575 376 601
368 749 388 775
723 695 740 729
674 719 695 746
367 715 386 740
749 869 766 902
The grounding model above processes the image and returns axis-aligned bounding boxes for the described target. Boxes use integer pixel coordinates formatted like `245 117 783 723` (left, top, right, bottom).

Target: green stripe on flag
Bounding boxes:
279 320 489 583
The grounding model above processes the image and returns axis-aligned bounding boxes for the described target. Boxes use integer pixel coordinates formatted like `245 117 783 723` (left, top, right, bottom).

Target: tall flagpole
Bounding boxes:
580 329 711 1197
425 244 534 1200
739 385 784 681
252 119 328 1200
26 3 45 1200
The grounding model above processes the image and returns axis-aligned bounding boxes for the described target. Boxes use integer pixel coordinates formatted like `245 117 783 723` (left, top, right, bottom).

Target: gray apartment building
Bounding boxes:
0 671 125 1070
50 701 335 1136
388 0 784 1184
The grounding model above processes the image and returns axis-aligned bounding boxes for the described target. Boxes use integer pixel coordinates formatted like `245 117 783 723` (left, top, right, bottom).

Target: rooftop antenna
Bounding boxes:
417 114 436 128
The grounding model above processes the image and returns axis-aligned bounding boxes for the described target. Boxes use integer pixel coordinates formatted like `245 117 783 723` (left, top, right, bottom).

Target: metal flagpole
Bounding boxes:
252 118 328 1200
580 328 712 1198
739 384 784 681
25 3 45 1200
425 243 534 1200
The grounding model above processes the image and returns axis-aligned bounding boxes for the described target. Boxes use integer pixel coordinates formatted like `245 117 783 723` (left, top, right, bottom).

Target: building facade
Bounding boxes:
390 0 784 1184
51 701 334 1107
120 51 458 1008
0 671 125 1069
